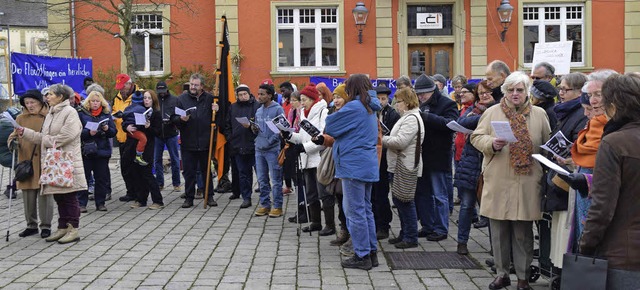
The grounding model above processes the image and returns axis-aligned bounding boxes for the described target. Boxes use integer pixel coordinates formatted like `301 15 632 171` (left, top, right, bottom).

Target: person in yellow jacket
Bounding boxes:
111 73 145 202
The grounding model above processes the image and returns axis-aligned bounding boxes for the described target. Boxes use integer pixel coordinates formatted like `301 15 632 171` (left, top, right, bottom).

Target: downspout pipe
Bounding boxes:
71 0 77 58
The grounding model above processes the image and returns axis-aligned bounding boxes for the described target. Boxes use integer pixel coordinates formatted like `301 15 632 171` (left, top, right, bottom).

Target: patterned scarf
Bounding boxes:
500 97 533 175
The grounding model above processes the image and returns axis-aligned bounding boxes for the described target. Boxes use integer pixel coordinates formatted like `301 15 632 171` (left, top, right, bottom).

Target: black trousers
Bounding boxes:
182 149 214 200
135 159 164 206
119 138 137 198
372 150 392 231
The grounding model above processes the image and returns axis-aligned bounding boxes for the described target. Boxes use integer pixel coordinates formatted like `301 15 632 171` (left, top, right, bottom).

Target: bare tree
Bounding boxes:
41 0 196 79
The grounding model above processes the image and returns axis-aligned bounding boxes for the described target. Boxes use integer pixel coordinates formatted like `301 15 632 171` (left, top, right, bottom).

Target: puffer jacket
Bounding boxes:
8 106 48 190
289 99 328 169
78 106 117 158
453 104 484 191
21 100 87 195
382 108 424 176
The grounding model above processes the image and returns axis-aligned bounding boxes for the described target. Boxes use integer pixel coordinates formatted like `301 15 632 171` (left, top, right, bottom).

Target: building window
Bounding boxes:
131 13 164 75
407 5 453 37
276 7 339 72
523 4 584 66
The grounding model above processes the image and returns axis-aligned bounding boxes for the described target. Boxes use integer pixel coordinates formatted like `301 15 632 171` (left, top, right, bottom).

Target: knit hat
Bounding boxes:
374 85 392 96
333 84 347 99
20 89 44 107
236 84 250 95
261 79 274 86
115 73 131 90
580 92 591 105
156 81 168 94
414 74 436 94
131 91 144 104
432 74 447 85
300 83 320 101
530 80 557 100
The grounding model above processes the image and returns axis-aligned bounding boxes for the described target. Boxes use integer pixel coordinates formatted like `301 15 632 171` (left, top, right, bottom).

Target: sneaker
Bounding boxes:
340 238 354 257
173 185 182 192
79 206 87 213
457 243 469 255
97 205 107 212
207 198 218 207
395 241 419 249
268 208 283 218
18 228 39 237
134 155 148 166
341 254 372 270
240 200 252 208
426 233 448 242
254 207 270 216
473 217 489 229
130 202 142 209
148 203 164 210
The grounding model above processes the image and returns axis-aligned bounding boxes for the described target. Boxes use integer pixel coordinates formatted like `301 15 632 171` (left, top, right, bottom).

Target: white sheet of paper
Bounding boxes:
134 113 147 125
175 107 186 117
2 111 22 129
532 154 570 176
447 120 473 134
491 121 518 142
265 120 280 134
85 121 99 131
275 122 294 132
235 117 251 126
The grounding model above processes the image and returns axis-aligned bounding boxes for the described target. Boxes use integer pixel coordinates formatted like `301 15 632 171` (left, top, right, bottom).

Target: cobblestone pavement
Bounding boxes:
0 162 553 289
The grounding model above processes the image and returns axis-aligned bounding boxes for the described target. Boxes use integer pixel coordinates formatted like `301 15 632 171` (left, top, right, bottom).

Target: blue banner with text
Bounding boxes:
10 52 92 96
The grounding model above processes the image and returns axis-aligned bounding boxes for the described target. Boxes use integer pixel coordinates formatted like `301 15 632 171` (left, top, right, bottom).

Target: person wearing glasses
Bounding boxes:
471 71 551 290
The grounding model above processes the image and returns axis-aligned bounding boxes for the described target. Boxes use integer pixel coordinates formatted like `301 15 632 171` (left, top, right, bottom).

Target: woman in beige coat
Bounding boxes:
471 71 550 290
17 84 87 244
8 90 53 239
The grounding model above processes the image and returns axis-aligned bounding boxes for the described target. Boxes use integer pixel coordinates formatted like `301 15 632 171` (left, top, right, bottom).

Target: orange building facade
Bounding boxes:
48 0 639 90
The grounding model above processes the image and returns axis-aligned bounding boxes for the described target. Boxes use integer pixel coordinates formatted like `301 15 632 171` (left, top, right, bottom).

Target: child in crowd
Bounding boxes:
122 90 153 166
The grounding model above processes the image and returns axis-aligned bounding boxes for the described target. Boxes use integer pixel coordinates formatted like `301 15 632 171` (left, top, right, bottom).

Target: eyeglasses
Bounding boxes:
558 87 574 93
479 91 492 96
506 88 526 94
531 76 542 80
587 91 603 98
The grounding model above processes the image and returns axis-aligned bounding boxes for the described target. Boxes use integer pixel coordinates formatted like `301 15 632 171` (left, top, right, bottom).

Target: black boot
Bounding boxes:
302 202 322 232
330 225 350 246
319 204 336 236
288 204 308 223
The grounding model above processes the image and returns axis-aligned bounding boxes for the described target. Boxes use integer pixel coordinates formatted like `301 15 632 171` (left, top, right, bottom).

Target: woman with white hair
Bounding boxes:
471 71 551 290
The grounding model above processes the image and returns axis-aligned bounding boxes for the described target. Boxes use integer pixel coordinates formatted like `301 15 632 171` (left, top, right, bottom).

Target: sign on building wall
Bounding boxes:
531 41 573 75
10 52 92 95
416 13 443 29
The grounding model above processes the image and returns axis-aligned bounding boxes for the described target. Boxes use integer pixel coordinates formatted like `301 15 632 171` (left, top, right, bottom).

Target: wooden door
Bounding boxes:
408 44 454 79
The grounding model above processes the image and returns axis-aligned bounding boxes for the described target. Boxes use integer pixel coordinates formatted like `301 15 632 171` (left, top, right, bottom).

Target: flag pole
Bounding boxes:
204 16 226 209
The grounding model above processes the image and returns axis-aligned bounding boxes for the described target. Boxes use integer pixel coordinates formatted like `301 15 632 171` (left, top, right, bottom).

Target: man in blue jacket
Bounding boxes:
414 74 458 242
253 83 285 218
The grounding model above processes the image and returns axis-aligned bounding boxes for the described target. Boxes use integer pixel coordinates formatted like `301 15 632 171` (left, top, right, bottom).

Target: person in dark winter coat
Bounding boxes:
225 84 260 208
153 81 182 191
530 79 558 132
77 91 117 212
414 73 458 241
122 90 150 165
372 84 400 240
453 80 496 255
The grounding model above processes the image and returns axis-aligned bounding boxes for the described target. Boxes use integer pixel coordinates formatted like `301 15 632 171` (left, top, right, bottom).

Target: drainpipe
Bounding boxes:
71 0 77 57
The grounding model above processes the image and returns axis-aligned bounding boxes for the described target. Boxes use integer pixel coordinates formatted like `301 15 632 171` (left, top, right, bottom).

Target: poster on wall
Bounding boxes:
10 52 93 95
530 41 573 75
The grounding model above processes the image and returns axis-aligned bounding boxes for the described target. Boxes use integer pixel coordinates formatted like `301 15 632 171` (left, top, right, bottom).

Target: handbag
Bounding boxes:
278 143 289 166
316 148 335 186
82 140 98 156
39 142 75 188
561 253 608 290
14 145 37 182
476 155 495 204
390 114 421 203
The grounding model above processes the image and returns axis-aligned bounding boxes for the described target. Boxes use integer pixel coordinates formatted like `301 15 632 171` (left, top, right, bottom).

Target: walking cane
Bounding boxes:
5 149 17 241
296 153 311 237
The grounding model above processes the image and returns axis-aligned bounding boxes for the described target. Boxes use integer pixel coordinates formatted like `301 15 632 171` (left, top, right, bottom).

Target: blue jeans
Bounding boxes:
342 178 377 258
446 169 454 213
415 170 450 235
390 171 418 244
457 188 477 244
255 149 283 209
154 135 181 187
234 153 255 201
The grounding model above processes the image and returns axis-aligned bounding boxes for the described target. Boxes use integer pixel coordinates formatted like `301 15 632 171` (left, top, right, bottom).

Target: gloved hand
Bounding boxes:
311 134 325 145
558 173 589 197
293 143 305 153
281 130 292 140
112 110 124 119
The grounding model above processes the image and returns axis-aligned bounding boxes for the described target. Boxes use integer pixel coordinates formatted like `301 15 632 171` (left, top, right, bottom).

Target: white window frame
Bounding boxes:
522 3 585 68
131 13 164 76
274 6 342 74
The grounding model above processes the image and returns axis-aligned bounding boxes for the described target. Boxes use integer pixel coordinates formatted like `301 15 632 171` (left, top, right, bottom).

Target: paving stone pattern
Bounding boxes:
0 157 553 289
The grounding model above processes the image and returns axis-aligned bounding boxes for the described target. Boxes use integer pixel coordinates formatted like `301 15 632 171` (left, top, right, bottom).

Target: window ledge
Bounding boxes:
270 70 346 77
136 71 166 78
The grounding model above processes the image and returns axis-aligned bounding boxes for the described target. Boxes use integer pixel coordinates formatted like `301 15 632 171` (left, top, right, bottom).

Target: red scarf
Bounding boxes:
304 99 319 118
91 106 103 117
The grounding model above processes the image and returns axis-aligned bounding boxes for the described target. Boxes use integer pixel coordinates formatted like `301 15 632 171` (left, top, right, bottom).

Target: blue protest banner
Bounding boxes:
10 52 92 96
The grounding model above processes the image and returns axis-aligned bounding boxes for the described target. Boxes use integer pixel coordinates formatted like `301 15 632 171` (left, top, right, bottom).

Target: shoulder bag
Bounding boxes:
14 145 37 182
391 114 421 203
316 148 335 186
39 141 75 188
561 253 607 290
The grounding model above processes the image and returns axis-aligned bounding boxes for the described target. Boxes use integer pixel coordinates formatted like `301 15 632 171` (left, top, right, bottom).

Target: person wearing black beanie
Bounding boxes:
530 79 558 131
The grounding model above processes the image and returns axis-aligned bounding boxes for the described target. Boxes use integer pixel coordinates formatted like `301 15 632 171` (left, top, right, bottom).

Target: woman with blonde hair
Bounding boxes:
77 91 117 212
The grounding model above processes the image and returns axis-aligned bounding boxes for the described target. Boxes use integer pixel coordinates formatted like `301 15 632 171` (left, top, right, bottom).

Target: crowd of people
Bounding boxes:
3 62 640 289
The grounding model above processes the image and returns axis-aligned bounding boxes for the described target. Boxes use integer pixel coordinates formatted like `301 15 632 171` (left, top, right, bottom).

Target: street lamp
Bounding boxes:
497 0 514 42
352 2 369 44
